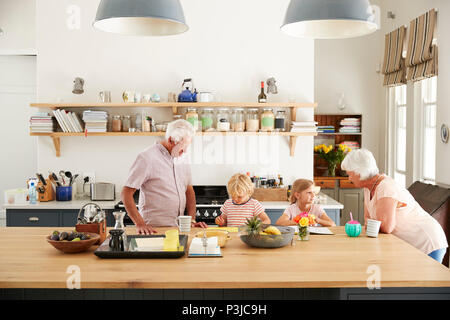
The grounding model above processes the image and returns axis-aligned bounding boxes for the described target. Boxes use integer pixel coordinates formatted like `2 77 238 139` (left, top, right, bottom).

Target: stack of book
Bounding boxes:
317 125 335 133
82 110 108 133
340 141 360 150
290 121 317 133
339 118 361 133
52 109 84 133
29 113 55 133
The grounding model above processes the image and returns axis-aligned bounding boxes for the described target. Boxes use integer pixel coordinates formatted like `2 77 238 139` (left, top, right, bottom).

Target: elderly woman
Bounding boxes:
341 149 448 263
122 119 207 235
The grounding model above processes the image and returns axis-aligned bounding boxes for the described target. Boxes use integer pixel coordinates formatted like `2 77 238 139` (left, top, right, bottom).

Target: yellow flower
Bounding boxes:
299 217 309 227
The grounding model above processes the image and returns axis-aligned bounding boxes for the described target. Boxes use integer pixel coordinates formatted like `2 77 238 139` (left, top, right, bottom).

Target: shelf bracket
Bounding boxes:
172 106 178 115
290 107 297 122
289 136 298 157
51 136 61 157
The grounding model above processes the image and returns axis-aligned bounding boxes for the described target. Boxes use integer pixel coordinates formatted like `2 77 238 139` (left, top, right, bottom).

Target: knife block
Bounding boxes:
76 219 107 245
38 179 55 202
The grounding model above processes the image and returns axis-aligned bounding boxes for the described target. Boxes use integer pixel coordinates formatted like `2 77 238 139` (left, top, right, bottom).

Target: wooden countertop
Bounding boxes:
0 227 449 289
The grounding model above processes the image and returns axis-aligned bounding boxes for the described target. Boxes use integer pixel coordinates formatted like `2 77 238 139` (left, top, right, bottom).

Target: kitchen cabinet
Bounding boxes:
29 102 318 157
6 209 114 227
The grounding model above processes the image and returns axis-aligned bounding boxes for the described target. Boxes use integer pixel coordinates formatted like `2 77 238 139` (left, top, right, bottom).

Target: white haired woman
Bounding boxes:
341 149 448 263
122 119 207 235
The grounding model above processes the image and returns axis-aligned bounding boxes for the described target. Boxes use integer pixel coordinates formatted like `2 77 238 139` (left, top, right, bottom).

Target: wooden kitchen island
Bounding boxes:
1 227 449 300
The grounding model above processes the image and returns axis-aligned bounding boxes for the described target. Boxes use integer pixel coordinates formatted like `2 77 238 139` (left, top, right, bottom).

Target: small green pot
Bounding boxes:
345 223 361 237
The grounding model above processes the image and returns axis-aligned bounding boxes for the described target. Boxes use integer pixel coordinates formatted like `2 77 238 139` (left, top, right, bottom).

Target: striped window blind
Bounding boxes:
405 9 438 82
382 26 407 87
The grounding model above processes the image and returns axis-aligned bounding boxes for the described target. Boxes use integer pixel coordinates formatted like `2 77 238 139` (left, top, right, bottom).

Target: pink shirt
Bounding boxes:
220 198 265 227
124 143 192 227
282 203 325 222
365 175 448 254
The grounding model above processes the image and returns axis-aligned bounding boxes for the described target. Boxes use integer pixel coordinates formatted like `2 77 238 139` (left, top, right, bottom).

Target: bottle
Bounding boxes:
28 180 37 204
258 81 267 103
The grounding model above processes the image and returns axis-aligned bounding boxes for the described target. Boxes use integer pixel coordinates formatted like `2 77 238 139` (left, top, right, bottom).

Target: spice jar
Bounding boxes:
232 108 245 132
201 108 214 131
246 108 259 132
275 110 287 132
261 108 275 132
122 115 131 132
216 108 231 132
186 108 199 131
112 115 122 132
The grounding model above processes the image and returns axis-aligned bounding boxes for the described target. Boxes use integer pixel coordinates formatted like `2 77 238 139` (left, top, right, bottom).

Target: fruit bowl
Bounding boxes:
239 225 294 248
47 232 100 253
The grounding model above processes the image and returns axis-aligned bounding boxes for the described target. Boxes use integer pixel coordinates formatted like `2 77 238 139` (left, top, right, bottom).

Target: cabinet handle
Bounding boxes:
28 217 39 222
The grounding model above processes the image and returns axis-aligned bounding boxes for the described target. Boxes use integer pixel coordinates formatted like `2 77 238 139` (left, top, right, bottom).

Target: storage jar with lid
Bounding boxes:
122 115 131 132
232 108 245 132
185 108 199 131
246 108 259 132
112 115 122 132
275 110 287 132
201 108 214 131
261 108 275 132
216 108 231 132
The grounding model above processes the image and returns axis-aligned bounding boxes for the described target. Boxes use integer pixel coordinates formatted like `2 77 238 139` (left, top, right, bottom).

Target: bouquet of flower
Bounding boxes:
314 144 352 176
293 212 316 241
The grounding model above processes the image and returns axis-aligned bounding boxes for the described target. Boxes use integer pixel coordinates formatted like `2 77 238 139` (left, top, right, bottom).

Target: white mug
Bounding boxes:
366 219 382 237
176 215 192 233
142 94 151 103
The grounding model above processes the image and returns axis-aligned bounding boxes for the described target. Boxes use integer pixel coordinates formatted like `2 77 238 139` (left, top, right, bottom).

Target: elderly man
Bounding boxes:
122 119 207 234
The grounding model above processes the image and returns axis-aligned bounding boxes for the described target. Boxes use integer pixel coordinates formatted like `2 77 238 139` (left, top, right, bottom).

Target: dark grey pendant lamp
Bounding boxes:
281 0 377 39
93 0 188 36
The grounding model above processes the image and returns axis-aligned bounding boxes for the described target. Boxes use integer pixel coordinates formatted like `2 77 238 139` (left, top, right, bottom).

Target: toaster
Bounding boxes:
90 183 115 201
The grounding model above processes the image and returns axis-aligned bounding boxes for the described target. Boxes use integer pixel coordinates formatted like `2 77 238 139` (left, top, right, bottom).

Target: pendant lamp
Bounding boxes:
281 0 377 39
93 0 188 36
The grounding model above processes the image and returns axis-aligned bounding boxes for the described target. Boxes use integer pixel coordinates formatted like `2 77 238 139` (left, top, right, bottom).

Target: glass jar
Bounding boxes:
246 108 259 132
275 110 287 132
112 115 122 132
261 108 275 132
201 108 214 132
232 108 245 132
216 108 231 132
122 115 131 132
185 108 199 130
134 113 142 131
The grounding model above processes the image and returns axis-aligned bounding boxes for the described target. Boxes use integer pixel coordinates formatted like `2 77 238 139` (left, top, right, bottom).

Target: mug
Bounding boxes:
109 229 124 251
366 219 382 237
122 91 133 103
176 215 192 233
99 91 111 103
134 92 142 103
142 94 151 103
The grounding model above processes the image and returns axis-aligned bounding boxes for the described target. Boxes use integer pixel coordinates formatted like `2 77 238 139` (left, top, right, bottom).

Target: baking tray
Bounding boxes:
94 234 188 259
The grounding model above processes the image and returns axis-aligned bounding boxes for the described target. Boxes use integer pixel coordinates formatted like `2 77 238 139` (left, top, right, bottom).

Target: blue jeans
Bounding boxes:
428 248 446 263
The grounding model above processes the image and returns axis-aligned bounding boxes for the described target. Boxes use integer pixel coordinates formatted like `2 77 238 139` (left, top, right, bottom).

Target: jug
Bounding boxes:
109 229 124 251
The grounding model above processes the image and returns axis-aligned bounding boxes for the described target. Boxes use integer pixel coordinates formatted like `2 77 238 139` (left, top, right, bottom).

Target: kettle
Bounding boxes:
178 78 197 102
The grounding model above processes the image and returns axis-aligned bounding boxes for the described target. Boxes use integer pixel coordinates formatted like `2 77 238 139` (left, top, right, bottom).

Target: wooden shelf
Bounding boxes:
30 131 316 157
30 101 318 157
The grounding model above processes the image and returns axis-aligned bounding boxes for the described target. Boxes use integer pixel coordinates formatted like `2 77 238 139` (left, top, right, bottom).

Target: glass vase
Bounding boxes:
297 226 310 241
327 162 337 177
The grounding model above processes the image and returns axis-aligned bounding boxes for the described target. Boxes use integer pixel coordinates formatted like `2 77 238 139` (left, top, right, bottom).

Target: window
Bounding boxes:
420 77 437 183
390 85 407 188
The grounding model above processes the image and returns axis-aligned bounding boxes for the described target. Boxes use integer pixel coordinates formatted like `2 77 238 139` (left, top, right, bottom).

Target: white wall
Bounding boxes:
314 0 383 169
0 0 36 53
35 0 316 188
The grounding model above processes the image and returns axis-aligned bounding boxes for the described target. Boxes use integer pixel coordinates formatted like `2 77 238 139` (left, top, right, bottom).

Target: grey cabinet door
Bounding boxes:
321 188 337 201
338 189 364 225
6 209 60 227
265 210 284 225
323 209 340 226
61 210 81 227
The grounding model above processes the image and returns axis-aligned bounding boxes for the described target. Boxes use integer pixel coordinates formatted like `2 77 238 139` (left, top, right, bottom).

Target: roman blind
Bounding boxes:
382 26 407 86
405 9 438 81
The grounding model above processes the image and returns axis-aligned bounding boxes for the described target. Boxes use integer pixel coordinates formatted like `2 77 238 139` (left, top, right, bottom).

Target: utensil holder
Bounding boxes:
38 179 55 202
56 186 72 201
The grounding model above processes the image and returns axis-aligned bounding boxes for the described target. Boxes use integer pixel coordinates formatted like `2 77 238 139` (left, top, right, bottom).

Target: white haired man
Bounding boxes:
342 148 448 263
122 119 207 234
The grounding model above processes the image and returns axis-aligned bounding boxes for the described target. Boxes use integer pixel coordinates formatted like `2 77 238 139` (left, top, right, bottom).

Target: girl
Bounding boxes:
215 173 271 227
276 179 335 227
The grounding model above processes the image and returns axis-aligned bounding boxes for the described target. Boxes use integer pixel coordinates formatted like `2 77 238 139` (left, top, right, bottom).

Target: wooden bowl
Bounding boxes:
47 233 100 253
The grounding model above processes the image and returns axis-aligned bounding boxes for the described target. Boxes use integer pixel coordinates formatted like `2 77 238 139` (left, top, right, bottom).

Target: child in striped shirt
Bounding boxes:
215 173 271 227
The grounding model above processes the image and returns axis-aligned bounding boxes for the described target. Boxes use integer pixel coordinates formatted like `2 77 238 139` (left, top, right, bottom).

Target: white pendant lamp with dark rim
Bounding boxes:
281 0 378 39
93 0 188 36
